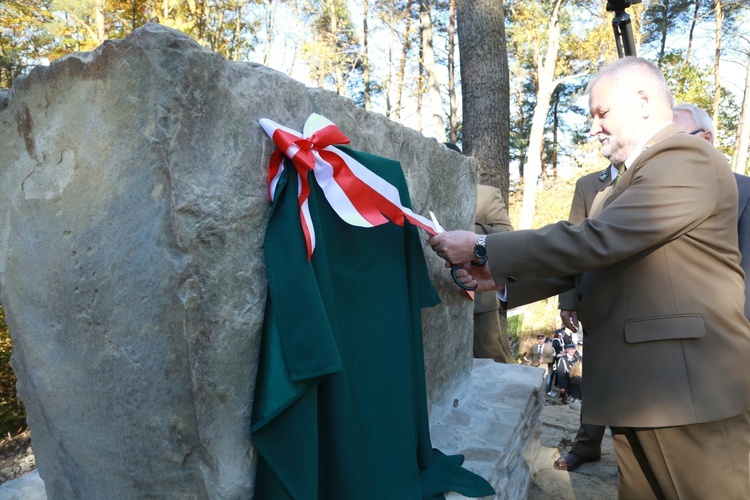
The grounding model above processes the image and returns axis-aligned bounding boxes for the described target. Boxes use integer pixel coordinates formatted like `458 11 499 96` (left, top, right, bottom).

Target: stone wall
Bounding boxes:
0 24 481 498
435 360 545 499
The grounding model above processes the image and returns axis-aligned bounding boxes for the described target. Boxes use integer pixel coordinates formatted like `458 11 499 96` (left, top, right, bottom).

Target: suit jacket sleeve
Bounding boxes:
487 134 732 287
506 275 575 309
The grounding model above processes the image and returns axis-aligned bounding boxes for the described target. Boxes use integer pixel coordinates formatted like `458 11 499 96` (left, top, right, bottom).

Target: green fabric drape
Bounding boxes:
251 146 494 499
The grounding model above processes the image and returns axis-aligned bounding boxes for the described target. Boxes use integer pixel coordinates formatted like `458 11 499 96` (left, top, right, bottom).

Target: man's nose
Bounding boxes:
589 118 600 136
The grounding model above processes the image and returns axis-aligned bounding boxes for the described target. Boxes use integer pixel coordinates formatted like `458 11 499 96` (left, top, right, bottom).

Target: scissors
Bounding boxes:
429 211 478 292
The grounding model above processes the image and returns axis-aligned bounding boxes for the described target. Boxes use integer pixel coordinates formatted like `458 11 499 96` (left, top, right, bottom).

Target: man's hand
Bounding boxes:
448 261 501 293
560 309 579 332
427 230 477 265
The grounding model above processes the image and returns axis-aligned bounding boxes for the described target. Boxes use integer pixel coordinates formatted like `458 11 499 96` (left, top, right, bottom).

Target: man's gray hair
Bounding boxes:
673 103 714 136
586 57 674 108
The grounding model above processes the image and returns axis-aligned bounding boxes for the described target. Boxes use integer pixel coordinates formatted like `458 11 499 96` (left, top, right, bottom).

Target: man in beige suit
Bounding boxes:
444 143 515 362
429 57 750 498
526 333 555 370
473 184 514 361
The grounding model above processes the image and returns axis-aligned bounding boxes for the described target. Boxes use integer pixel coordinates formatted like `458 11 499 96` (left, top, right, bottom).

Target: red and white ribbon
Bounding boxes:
261 113 439 260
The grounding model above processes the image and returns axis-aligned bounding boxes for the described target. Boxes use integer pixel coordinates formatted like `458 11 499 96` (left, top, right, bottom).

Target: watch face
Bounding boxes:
474 243 487 259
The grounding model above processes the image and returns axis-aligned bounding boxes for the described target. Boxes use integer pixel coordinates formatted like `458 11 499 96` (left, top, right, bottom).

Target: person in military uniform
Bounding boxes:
555 344 582 404
526 333 555 378
473 184 514 361
445 143 514 362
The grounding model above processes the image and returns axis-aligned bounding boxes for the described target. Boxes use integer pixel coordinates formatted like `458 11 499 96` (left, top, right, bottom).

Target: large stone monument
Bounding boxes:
0 24 543 499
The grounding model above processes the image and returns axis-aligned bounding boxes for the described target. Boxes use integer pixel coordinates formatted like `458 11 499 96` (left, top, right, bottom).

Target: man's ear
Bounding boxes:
637 89 651 118
704 130 714 144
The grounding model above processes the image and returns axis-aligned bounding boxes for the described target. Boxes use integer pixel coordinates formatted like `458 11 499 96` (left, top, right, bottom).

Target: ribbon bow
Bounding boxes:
260 114 439 260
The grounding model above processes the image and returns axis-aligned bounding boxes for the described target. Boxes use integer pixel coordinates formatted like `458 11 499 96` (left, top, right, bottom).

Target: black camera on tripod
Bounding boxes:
606 0 642 57
606 0 642 11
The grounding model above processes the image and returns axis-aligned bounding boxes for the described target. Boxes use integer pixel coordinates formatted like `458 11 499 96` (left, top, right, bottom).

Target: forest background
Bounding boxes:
0 0 749 435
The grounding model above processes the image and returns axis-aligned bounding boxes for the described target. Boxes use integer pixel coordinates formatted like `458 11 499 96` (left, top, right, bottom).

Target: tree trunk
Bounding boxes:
657 0 671 67
713 0 723 136
518 0 563 230
385 11 394 119
263 0 276 66
731 54 750 174
447 0 458 143
457 0 513 363
229 6 242 61
630 3 644 52
686 0 701 65
162 0 169 23
94 0 107 44
456 0 509 190
395 8 412 121
328 2 345 95
419 0 446 141
551 94 559 180
515 85 527 178
416 5 423 133
363 0 371 110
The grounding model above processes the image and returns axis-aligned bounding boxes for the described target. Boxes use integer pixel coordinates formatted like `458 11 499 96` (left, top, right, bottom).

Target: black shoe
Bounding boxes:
553 452 601 471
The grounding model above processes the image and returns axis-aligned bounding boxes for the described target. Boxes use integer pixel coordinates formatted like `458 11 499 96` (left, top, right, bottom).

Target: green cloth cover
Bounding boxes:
251 146 495 499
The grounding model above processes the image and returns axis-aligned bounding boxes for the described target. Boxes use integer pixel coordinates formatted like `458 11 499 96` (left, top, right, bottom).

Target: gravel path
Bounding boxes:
528 398 618 499
0 430 36 484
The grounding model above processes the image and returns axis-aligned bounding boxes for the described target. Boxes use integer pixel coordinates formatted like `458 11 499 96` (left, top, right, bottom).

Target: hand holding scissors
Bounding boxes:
429 211 482 292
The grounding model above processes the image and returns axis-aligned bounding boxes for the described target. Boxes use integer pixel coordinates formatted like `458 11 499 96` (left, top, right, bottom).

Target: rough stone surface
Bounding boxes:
0 470 46 499
0 366 618 500
0 362 551 500
0 24 481 498
432 360 545 500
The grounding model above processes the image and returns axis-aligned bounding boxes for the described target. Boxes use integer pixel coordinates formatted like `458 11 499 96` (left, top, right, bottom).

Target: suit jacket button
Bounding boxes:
577 293 583 301
507 275 517 283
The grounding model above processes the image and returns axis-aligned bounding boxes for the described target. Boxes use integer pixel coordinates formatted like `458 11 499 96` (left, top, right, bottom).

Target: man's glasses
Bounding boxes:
689 129 705 135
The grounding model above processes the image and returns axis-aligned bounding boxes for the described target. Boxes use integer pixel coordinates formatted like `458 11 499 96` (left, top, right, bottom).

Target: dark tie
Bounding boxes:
613 164 627 184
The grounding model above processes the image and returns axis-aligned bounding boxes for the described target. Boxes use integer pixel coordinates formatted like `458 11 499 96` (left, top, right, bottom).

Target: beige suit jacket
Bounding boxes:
474 185 513 314
528 342 555 366
558 167 613 310
492 124 750 428
569 167 613 223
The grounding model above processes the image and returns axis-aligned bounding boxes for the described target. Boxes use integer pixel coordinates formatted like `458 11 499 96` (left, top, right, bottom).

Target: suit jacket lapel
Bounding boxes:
589 166 615 218
591 124 683 218
589 184 614 218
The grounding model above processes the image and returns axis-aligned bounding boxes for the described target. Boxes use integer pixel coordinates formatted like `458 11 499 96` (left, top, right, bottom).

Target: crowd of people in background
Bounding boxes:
525 328 583 404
